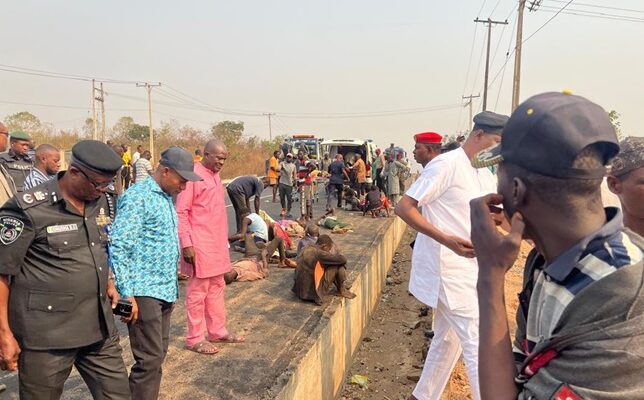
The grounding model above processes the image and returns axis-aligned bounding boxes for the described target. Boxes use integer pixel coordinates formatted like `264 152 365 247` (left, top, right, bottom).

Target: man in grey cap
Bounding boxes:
0 123 16 207
0 131 34 192
0 140 130 399
396 110 508 400
471 92 643 400
608 136 644 236
111 146 201 400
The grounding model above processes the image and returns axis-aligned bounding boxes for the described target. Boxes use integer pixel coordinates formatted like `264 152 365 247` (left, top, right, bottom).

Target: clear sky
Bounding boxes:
1 0 642 168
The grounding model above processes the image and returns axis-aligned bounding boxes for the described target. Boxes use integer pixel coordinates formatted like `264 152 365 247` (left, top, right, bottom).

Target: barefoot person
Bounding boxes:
177 140 244 355
224 250 270 284
292 235 355 305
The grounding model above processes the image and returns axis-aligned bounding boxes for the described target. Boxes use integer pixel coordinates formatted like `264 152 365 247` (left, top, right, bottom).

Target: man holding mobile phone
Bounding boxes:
0 140 130 399
110 146 201 400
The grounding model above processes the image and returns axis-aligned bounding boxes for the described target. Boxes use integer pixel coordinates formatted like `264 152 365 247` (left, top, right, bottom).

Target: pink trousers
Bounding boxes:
185 274 229 347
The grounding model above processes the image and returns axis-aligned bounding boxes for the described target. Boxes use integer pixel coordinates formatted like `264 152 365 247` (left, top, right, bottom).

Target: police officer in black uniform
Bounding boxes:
0 131 34 192
0 140 131 399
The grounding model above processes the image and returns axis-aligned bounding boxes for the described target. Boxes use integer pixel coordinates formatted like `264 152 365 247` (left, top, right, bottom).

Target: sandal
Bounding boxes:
209 332 245 344
185 341 220 354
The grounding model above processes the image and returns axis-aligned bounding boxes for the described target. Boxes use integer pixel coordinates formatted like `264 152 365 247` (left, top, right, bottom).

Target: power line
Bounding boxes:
537 6 644 22
542 0 644 14
522 0 574 43
0 64 140 84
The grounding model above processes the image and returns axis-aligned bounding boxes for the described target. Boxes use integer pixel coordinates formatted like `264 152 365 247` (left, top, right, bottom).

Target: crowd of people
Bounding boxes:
0 89 642 400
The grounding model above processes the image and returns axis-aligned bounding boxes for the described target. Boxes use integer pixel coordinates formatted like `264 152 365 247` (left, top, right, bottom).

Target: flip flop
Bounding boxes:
185 341 220 355
209 332 245 344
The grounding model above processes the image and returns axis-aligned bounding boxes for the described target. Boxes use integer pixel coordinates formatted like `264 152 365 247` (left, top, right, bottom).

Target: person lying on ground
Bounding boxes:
362 184 382 218
224 249 269 284
317 208 352 233
297 223 320 257
292 234 356 305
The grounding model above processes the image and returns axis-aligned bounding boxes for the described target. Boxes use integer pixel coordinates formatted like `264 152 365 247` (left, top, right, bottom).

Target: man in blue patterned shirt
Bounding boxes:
111 146 201 400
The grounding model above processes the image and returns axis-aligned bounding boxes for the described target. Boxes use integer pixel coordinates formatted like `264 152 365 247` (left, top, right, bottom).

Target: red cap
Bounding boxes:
414 132 442 144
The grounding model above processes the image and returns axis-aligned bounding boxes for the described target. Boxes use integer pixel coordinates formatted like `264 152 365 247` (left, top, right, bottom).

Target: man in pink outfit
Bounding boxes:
176 140 244 354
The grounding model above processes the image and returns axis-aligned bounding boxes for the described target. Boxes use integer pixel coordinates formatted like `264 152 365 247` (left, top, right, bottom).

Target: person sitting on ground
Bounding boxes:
362 184 382 218
229 209 297 268
297 223 320 257
224 250 270 284
292 234 356 305
607 136 643 237
343 185 360 211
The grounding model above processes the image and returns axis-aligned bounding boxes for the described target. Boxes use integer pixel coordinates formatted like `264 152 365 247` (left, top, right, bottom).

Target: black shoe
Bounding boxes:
424 329 435 339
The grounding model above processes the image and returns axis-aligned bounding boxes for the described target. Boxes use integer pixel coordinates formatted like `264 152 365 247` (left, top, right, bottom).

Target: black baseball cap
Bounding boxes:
472 91 619 179
159 146 202 182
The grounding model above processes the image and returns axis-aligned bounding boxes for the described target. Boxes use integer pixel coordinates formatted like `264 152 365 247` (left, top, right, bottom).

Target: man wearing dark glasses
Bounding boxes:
0 140 130 399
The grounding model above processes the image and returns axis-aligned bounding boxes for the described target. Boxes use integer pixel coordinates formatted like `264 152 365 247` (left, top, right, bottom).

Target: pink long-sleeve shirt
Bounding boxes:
176 162 231 278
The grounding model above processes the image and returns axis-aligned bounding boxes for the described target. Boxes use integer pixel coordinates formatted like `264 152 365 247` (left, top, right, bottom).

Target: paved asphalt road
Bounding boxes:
0 181 331 397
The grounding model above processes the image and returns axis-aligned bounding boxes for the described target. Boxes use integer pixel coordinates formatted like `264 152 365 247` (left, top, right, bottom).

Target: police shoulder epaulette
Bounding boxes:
17 188 51 209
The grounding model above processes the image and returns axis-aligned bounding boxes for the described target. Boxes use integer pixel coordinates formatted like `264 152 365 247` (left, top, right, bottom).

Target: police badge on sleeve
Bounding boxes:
0 216 25 245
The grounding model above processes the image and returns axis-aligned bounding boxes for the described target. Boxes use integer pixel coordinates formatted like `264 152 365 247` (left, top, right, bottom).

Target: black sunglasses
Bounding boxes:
74 166 114 189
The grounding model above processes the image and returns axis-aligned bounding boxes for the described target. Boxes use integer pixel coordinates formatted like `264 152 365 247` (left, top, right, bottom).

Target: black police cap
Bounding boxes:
473 111 509 135
71 140 123 175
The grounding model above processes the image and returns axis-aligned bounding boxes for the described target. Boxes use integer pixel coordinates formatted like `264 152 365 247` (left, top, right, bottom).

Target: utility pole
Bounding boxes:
93 82 107 142
474 18 508 111
91 79 98 140
512 0 527 111
462 94 481 128
136 82 162 162
263 113 275 140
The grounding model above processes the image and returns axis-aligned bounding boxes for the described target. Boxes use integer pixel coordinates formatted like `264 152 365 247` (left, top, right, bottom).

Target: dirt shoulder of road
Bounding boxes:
340 227 529 400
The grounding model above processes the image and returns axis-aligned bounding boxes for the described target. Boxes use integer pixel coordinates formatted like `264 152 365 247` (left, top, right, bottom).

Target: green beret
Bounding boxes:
71 140 123 175
10 131 32 141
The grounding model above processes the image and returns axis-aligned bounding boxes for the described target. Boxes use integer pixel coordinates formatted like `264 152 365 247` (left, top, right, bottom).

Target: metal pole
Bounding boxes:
483 20 492 111
512 0 527 111
91 79 98 140
100 82 106 142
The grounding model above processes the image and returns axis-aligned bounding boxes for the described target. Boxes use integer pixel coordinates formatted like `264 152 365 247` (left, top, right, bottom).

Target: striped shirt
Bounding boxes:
519 208 643 354
23 168 55 190
134 158 153 183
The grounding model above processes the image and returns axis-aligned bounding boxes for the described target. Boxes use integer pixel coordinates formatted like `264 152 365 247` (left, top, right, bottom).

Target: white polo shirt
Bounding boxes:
406 147 496 317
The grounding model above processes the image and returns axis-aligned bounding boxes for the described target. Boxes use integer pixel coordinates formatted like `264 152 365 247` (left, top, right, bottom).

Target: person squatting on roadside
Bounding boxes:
292 234 356 305
110 146 201 400
0 140 131 399
176 140 245 356
395 112 508 400
470 92 644 400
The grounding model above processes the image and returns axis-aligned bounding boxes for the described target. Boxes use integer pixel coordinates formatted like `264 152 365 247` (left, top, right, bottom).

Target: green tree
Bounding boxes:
112 116 135 138
608 110 624 140
4 111 42 135
210 120 244 147
128 124 150 141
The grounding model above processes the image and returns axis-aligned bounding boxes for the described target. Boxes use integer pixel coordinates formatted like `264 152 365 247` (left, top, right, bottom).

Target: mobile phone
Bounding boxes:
113 299 133 317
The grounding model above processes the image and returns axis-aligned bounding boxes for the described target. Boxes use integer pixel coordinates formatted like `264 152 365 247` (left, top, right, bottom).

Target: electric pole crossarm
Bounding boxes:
474 18 509 111
462 94 481 128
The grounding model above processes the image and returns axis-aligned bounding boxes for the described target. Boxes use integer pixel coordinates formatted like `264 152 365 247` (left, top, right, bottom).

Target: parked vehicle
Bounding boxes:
320 138 379 183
